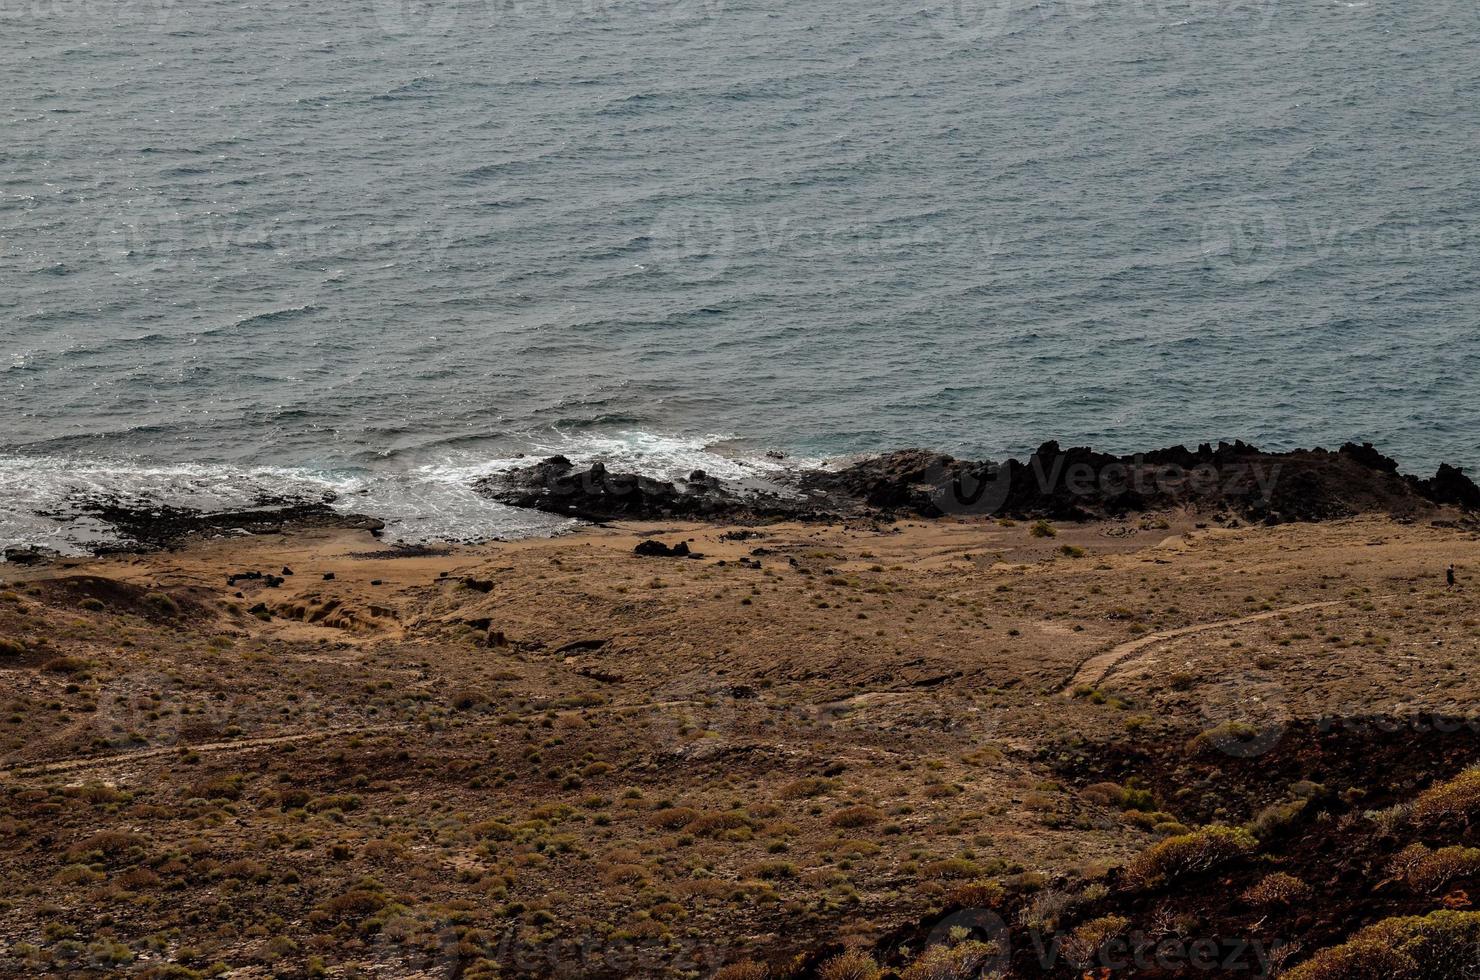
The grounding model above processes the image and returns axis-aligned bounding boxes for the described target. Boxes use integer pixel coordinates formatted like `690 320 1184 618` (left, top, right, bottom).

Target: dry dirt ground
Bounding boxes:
0 511 1476 977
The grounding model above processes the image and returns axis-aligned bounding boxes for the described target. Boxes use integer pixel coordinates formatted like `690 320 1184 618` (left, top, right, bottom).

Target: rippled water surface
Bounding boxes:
3 0 1478 549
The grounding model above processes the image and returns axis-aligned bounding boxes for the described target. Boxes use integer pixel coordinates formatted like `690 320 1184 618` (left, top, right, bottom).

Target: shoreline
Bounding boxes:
4 438 1477 565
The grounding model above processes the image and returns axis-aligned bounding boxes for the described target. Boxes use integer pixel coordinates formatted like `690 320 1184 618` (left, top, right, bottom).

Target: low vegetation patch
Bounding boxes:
1121 825 1256 889
1286 910 1480 980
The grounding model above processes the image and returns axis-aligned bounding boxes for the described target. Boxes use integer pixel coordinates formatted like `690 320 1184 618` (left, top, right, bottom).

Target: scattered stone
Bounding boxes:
3 546 59 566
634 540 694 558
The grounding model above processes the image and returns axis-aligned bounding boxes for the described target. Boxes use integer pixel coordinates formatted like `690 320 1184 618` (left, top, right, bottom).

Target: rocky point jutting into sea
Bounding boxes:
477 441 1480 528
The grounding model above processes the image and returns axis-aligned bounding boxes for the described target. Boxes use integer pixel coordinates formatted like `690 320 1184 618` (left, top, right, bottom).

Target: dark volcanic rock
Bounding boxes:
63 500 384 554
803 440 1465 524
478 442 1475 527
634 539 695 558
1410 461 1480 510
3 546 60 566
476 456 819 523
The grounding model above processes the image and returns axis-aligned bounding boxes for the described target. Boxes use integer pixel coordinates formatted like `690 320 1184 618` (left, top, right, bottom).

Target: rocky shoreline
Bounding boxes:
477 440 1480 528
3 499 385 565
5 441 1477 561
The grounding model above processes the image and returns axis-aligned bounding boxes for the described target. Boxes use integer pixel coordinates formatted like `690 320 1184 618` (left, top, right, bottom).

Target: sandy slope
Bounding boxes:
0 511 1475 976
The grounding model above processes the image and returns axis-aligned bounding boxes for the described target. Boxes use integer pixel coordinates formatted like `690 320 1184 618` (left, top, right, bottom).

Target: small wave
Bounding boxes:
231 305 322 329
372 77 438 101
0 430 794 557
0 454 569 557
522 429 804 486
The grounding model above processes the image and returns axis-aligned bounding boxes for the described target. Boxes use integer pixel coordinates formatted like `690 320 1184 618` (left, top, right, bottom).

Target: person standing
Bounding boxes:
1447 564 1457 590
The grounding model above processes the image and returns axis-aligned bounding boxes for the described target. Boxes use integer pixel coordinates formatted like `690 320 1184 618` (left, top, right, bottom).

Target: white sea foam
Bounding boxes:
0 432 806 557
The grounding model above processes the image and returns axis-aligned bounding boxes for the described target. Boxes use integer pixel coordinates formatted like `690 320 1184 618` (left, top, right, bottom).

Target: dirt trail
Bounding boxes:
0 724 411 780
1061 599 1349 695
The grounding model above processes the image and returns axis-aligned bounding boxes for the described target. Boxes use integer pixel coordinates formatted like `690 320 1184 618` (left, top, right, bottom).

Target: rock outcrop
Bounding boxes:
479 442 1479 527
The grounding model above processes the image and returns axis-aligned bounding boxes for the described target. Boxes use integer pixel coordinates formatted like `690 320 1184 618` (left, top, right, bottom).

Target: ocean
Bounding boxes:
3 0 1478 552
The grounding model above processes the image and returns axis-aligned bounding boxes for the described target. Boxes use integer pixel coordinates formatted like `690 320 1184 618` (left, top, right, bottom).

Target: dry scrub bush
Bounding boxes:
921 858 980 880
1122 825 1256 889
689 810 756 836
1244 799 1307 840
818 950 881 980
0 637 23 657
713 961 768 980
1286 910 1480 980
946 879 1005 909
66 830 145 864
1411 768 1480 830
1366 802 1412 835
648 807 701 830
1388 844 1480 895
782 777 835 799
899 941 998 980
143 592 180 616
1242 871 1313 907
1080 782 1155 812
829 805 882 829
1061 915 1129 969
